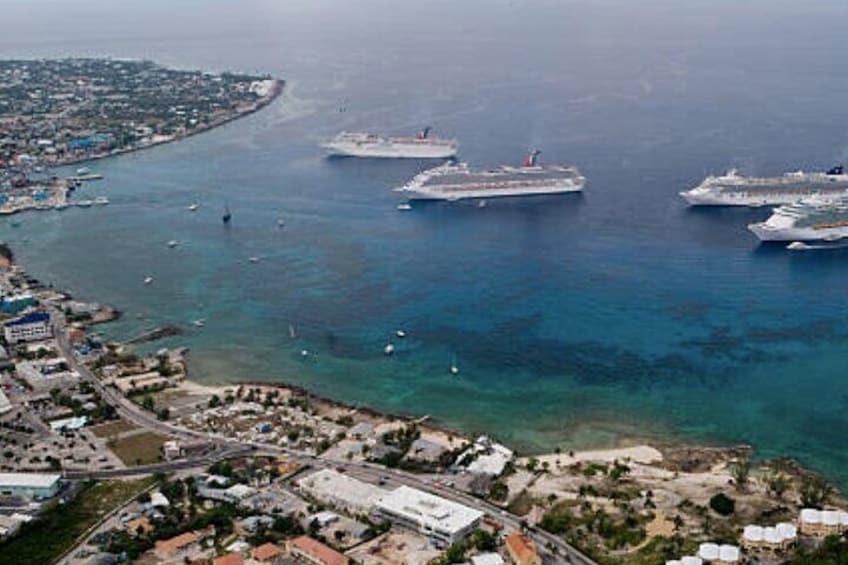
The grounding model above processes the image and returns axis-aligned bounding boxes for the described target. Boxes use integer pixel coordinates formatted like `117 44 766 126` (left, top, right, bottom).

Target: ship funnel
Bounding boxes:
418 126 432 140
522 149 541 167
827 164 844 175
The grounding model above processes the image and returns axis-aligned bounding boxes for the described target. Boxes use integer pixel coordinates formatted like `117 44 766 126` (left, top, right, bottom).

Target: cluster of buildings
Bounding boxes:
666 505 848 565
0 58 280 170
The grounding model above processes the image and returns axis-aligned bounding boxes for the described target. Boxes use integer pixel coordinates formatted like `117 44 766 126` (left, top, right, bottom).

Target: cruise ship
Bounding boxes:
680 165 848 206
396 150 585 201
748 196 848 241
321 127 458 159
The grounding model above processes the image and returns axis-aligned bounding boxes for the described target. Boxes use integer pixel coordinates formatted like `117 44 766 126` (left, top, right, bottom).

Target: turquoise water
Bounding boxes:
2 0 848 484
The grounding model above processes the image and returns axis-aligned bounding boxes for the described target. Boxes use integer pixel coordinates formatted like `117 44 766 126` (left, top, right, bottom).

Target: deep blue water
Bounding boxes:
2 0 848 484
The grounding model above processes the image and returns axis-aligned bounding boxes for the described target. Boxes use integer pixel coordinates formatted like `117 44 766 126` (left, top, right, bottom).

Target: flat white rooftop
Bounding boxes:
376 485 483 534
0 472 61 489
300 468 387 511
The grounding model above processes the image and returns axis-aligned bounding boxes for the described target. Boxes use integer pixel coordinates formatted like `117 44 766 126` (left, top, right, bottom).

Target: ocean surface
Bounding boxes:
2 0 848 484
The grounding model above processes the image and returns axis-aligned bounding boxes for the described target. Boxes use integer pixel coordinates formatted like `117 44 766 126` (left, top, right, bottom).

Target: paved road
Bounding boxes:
52 309 595 564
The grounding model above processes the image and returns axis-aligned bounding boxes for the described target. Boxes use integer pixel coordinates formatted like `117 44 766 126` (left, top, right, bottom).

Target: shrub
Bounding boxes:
709 493 735 516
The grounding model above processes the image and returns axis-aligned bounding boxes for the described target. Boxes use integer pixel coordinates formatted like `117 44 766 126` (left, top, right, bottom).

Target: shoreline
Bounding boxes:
29 78 286 167
48 78 285 170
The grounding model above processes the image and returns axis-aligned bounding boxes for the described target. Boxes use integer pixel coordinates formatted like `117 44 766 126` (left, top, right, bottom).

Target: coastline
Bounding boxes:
41 78 285 170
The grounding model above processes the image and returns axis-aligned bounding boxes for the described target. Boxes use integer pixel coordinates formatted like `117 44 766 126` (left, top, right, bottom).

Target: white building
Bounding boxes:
0 389 11 415
0 472 61 499
458 436 514 477
372 486 483 547
298 468 388 515
4 312 51 344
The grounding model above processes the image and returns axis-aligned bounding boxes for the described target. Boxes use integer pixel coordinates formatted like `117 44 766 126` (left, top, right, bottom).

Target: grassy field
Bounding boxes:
90 419 138 438
0 478 155 565
107 431 169 466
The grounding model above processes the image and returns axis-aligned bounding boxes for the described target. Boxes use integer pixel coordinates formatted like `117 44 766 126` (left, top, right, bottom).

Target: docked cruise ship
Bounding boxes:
321 127 458 159
680 165 848 206
396 150 585 201
748 196 848 241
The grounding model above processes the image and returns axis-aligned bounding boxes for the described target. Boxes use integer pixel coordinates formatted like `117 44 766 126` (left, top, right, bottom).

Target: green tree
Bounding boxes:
709 493 735 516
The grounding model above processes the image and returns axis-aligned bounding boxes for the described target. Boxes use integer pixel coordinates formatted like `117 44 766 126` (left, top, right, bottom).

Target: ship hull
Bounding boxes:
681 188 848 207
748 223 848 242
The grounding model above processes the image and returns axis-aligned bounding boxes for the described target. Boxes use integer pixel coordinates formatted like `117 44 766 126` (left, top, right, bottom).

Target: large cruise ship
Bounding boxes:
680 165 848 206
396 150 585 201
748 196 848 241
321 127 458 159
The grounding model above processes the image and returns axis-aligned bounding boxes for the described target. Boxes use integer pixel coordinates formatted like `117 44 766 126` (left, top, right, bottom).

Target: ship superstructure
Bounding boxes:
680 166 848 206
396 150 585 201
321 127 458 159
748 195 848 241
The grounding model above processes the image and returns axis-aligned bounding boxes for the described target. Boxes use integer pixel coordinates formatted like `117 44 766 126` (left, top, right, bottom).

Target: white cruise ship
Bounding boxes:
396 150 585 201
748 196 848 241
680 165 848 206
321 127 458 159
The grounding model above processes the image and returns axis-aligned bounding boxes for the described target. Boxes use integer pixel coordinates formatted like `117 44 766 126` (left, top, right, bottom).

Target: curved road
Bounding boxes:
53 309 595 564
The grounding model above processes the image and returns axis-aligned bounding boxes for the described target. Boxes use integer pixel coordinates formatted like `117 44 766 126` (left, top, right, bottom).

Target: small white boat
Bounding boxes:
143 276 154 285
384 343 395 356
786 241 810 251
477 200 487 208
396 330 406 338
301 349 309 357
397 203 412 211
193 319 206 328
76 200 93 207
277 218 285 227
76 167 90 175
249 256 260 263
450 354 459 375
94 197 109 205
167 240 179 248
187 203 199 211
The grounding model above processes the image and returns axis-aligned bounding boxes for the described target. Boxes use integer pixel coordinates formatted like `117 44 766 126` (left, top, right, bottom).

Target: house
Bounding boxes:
125 516 154 536
251 542 285 563
288 535 349 565
154 526 214 562
4 312 51 344
213 553 244 565
504 532 541 565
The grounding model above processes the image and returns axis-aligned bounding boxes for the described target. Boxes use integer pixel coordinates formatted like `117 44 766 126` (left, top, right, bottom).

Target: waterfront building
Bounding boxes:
0 472 61 499
458 436 514 477
297 468 387 515
288 535 349 565
4 312 51 344
1 293 35 313
504 532 542 565
372 486 483 547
